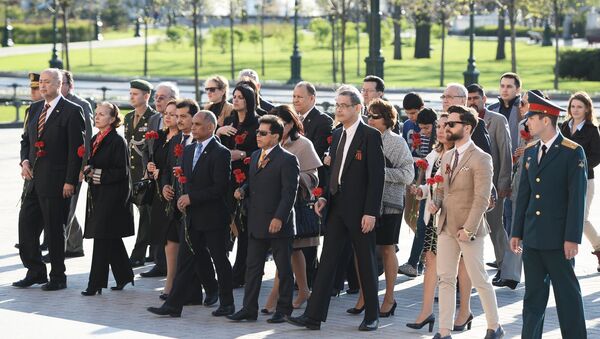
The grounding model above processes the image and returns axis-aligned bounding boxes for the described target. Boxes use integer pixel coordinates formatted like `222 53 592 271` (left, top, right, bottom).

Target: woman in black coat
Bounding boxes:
560 91 600 270
82 102 135 296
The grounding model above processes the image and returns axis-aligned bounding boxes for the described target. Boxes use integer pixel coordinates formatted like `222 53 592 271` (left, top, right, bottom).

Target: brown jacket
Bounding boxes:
437 142 493 238
204 101 233 127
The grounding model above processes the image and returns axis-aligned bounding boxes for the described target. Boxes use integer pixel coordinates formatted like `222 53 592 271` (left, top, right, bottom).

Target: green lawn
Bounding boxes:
0 32 598 93
0 104 24 123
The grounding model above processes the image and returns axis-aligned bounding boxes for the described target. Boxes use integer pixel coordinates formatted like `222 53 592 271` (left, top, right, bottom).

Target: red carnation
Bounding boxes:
178 175 187 184
243 157 251 165
36 150 47 158
412 133 422 149
77 144 85 158
433 174 444 183
312 187 323 198
145 130 159 140
174 144 184 158
234 132 248 145
233 168 242 176
34 141 45 149
520 129 532 142
415 159 428 170
173 166 184 178
234 172 246 184
426 178 435 185
327 136 332 145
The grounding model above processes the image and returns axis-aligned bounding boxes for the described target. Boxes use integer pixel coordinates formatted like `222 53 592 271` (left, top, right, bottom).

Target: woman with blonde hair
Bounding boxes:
204 75 233 127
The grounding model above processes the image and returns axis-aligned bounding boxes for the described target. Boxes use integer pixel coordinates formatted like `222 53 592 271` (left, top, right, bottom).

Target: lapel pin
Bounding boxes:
579 160 585 168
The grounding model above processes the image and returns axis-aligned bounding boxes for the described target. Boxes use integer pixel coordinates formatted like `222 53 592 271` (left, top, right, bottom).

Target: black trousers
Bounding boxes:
243 235 293 315
165 225 219 310
130 203 152 261
302 246 318 289
87 238 133 288
305 199 379 322
232 216 248 285
18 187 70 282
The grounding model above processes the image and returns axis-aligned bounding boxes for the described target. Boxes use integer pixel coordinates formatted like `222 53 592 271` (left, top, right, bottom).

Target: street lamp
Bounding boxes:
287 0 302 84
49 0 63 69
2 1 14 47
462 0 479 86
365 0 384 78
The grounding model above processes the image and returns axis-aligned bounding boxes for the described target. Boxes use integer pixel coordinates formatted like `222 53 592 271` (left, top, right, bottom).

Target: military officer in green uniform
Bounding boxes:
511 91 588 339
123 79 159 267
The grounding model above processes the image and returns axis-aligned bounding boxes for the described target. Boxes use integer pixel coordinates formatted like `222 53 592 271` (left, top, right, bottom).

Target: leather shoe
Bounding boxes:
486 261 498 268
226 308 257 321
286 314 321 330
266 311 287 324
492 279 518 290
41 281 67 291
433 333 452 339
65 251 84 258
129 258 145 267
147 305 181 317
346 288 359 295
492 270 502 282
203 293 218 306
140 266 167 278
484 325 505 339
358 319 379 331
12 276 48 288
212 304 235 317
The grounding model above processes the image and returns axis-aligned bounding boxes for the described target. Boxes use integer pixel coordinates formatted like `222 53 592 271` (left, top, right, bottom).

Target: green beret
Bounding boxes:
130 79 153 92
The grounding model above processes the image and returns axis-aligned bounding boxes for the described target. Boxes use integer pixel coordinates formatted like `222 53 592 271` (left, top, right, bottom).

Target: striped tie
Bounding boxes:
37 104 51 138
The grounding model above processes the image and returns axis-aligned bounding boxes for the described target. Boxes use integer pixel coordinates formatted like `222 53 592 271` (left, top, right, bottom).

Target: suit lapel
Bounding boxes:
250 151 260 177
450 144 475 185
192 139 215 175
256 145 280 175
341 122 364 178
536 135 563 174
41 98 65 138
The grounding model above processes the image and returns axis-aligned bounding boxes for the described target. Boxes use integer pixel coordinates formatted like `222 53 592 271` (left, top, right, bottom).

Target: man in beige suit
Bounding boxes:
431 105 504 339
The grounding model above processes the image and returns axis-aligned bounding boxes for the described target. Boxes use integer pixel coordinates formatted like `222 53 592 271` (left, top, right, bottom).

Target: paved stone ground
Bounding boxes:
0 128 598 338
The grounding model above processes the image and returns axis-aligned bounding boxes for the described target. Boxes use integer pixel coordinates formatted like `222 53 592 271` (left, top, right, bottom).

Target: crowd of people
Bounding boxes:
13 67 599 339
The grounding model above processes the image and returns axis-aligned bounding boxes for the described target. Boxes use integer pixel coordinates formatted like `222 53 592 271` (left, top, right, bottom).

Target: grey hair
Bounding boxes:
295 81 316 96
42 68 63 85
198 109 217 127
155 82 180 99
336 84 363 106
446 83 468 98
238 69 259 83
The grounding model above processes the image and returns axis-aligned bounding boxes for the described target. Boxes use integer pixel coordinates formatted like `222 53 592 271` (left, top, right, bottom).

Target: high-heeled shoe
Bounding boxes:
293 294 310 309
379 300 397 317
453 313 474 331
111 280 134 291
260 308 274 315
81 288 102 296
406 313 435 332
346 305 365 314
159 293 168 300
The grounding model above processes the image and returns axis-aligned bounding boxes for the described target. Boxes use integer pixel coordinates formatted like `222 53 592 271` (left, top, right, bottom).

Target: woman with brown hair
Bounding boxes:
203 75 233 127
560 91 600 271
81 102 135 296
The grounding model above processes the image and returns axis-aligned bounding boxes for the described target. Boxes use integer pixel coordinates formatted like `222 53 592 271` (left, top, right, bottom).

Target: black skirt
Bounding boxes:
376 213 402 245
150 193 180 245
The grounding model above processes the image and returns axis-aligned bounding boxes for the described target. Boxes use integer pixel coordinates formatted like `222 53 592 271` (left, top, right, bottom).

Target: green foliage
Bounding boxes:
101 0 130 30
559 49 600 81
308 18 331 47
248 27 261 45
211 27 229 53
457 25 564 38
233 29 245 44
2 21 92 44
166 26 188 47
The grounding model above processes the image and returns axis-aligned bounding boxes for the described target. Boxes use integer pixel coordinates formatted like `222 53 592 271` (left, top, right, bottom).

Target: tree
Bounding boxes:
496 6 506 60
390 0 406 60
58 0 74 71
408 1 433 58
211 27 229 53
308 18 331 47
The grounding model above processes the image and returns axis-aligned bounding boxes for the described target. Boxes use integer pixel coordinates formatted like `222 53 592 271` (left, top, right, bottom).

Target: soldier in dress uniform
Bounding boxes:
123 79 159 267
510 91 588 339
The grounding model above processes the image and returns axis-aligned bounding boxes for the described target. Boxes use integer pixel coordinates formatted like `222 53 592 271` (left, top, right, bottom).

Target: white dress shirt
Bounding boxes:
43 95 62 122
337 117 361 184
538 131 559 163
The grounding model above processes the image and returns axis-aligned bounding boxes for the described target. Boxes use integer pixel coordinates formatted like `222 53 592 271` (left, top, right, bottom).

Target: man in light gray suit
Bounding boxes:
467 84 519 289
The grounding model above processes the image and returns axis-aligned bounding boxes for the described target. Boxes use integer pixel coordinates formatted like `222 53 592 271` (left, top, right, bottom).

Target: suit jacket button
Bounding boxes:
536 211 541 216
535 194 540 199
536 178 540 182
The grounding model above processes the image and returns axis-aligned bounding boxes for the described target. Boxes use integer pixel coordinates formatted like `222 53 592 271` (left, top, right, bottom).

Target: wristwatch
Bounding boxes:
464 229 476 241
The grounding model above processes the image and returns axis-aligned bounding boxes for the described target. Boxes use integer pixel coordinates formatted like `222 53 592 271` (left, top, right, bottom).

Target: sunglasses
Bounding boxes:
445 121 466 128
367 114 383 120
204 87 219 93
256 130 271 137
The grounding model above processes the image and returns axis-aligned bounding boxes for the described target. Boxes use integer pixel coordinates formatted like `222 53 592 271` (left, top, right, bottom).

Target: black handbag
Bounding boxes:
132 179 155 206
294 199 321 239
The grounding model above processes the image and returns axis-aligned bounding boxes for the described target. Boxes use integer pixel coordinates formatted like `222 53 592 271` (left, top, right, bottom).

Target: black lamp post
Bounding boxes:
49 0 63 69
95 14 103 41
462 0 479 86
134 16 142 37
2 1 14 47
287 0 302 84
365 0 384 78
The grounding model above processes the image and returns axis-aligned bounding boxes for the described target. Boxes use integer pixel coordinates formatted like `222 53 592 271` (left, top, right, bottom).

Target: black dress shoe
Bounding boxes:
226 308 257 321
129 258 145 267
12 276 48 288
111 280 134 291
41 281 67 291
433 333 452 339
147 305 181 317
260 308 274 315
212 304 235 317
267 311 287 323
65 251 84 258
140 266 167 278
14 243 19 249
492 279 518 290
81 288 102 296
286 314 321 330
346 305 365 314
42 254 50 264
492 270 502 282
203 293 218 306
358 319 379 331
484 325 505 339
346 288 359 295
486 261 498 268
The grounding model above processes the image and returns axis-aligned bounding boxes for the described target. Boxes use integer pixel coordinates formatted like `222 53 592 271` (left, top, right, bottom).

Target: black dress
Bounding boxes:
149 130 180 245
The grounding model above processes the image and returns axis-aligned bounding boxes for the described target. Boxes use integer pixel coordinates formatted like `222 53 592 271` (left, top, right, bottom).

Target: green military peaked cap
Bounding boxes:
130 79 153 92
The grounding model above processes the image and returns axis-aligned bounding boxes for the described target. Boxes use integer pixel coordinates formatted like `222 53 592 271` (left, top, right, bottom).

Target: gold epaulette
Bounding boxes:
525 141 538 149
561 138 579 150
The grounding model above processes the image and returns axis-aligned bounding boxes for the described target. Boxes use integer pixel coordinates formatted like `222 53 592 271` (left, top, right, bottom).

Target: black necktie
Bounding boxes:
539 145 547 164
329 130 347 195
182 134 190 145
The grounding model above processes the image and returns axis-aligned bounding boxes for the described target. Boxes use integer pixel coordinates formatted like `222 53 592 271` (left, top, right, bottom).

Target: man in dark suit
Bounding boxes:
227 115 299 323
14 68 84 291
511 93 587 339
148 110 233 317
287 85 385 331
292 81 333 286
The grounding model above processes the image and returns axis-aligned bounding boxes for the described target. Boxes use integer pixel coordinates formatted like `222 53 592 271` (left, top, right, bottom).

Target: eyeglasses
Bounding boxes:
440 95 466 100
445 121 466 128
367 114 383 120
205 87 219 93
256 130 271 137
335 103 356 110
360 88 376 93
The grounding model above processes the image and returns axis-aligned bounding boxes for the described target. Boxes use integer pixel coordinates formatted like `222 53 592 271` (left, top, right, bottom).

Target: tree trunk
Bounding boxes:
414 21 431 59
229 1 235 80
61 6 70 70
193 2 199 102
553 0 559 90
144 17 148 76
496 7 506 60
393 3 402 60
331 15 337 84
509 0 516 72
440 11 445 87
356 10 361 76
341 5 347 83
